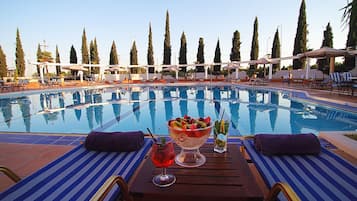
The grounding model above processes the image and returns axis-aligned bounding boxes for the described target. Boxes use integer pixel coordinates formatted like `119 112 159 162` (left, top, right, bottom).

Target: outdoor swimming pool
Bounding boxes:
0 84 356 136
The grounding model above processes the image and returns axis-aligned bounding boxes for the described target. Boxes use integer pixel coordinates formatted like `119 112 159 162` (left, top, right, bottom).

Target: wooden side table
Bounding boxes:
129 144 264 201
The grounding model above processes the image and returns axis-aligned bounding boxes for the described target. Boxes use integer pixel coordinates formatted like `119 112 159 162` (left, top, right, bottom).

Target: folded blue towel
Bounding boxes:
85 131 145 152
254 133 320 155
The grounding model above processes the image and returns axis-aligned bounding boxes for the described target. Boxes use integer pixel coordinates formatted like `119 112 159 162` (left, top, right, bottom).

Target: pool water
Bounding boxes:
0 85 356 136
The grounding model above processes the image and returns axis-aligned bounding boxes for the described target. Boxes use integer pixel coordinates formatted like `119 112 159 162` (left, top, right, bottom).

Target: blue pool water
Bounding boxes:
0 85 356 136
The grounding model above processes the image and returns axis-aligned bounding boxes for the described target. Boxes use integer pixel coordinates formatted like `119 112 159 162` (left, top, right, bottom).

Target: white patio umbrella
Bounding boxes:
162 65 179 79
62 65 88 83
105 66 127 73
298 47 348 74
250 57 279 79
223 62 241 79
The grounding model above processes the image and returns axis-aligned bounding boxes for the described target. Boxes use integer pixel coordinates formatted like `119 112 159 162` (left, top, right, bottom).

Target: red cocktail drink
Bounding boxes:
151 142 175 168
151 141 176 187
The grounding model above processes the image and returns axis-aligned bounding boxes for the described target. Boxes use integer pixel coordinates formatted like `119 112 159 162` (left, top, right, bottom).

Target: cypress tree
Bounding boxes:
36 44 41 76
147 23 155 73
179 32 187 73
196 37 205 72
230 30 241 62
70 45 78 64
213 39 221 74
343 0 357 69
317 23 333 73
81 28 89 65
250 17 259 72
271 28 281 72
90 39 100 74
109 41 119 65
70 45 77 76
55 45 61 76
15 28 25 77
0 45 7 78
92 38 100 74
163 10 171 66
293 0 307 69
130 41 138 73
90 40 94 66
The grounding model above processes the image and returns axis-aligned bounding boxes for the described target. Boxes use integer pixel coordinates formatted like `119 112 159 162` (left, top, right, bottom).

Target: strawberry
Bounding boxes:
204 116 211 125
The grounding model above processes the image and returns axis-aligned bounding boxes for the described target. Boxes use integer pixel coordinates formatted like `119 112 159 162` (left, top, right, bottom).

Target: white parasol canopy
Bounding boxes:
62 65 88 82
162 65 180 79
298 47 348 58
298 47 349 75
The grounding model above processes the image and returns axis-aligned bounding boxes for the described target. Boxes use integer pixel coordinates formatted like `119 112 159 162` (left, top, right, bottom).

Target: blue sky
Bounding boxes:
0 0 350 76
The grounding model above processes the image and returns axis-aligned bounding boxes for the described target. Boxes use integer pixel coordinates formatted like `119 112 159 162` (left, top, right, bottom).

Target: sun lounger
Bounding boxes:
249 78 268 86
243 138 357 201
0 138 152 201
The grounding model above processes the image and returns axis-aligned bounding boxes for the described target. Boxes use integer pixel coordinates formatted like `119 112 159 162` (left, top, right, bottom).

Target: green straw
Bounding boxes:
220 109 225 122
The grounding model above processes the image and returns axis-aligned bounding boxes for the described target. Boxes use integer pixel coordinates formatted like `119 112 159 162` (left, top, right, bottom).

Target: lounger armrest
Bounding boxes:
91 175 133 201
266 182 301 201
0 166 21 183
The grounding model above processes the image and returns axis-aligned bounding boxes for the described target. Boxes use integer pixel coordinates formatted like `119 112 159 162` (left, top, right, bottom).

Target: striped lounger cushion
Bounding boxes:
243 139 357 201
0 138 152 201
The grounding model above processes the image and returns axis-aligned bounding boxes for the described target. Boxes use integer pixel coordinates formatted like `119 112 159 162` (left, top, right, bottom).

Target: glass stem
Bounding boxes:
162 167 167 176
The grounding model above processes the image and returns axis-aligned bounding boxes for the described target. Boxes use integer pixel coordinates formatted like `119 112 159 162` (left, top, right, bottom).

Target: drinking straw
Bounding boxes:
147 128 158 143
220 109 225 122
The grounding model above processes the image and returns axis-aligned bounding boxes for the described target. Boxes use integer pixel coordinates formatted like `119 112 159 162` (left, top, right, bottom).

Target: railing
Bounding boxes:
0 166 21 183
266 182 301 201
91 175 132 201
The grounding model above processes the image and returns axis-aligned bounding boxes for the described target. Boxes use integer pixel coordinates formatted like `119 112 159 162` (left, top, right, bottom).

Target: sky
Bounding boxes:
0 0 351 76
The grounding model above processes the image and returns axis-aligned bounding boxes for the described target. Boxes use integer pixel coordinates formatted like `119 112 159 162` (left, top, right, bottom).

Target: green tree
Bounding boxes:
90 38 100 74
55 45 61 76
130 41 139 73
317 23 333 73
36 44 41 76
70 45 78 64
179 32 187 73
89 40 94 72
36 45 54 75
94 38 100 73
250 17 259 72
213 39 221 74
230 30 241 62
196 37 205 72
271 28 281 72
293 0 308 69
147 23 155 73
70 45 78 76
81 28 89 65
109 41 119 65
163 10 171 65
0 46 8 78
15 28 25 77
343 0 357 69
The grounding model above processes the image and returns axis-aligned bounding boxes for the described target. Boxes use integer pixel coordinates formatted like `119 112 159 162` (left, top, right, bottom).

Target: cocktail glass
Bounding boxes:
151 141 176 187
168 124 212 167
213 119 229 153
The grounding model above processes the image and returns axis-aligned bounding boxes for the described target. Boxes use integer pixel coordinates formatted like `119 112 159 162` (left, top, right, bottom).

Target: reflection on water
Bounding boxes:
0 85 356 135
163 87 173 121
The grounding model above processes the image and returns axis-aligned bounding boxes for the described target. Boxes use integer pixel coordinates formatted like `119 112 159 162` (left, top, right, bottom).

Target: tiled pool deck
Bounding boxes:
0 133 86 146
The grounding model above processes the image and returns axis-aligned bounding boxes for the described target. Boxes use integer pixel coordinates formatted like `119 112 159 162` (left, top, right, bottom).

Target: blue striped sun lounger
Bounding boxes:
243 139 357 201
0 138 152 201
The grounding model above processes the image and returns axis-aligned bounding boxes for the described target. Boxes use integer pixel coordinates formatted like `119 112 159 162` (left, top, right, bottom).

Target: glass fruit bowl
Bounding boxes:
168 116 212 167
